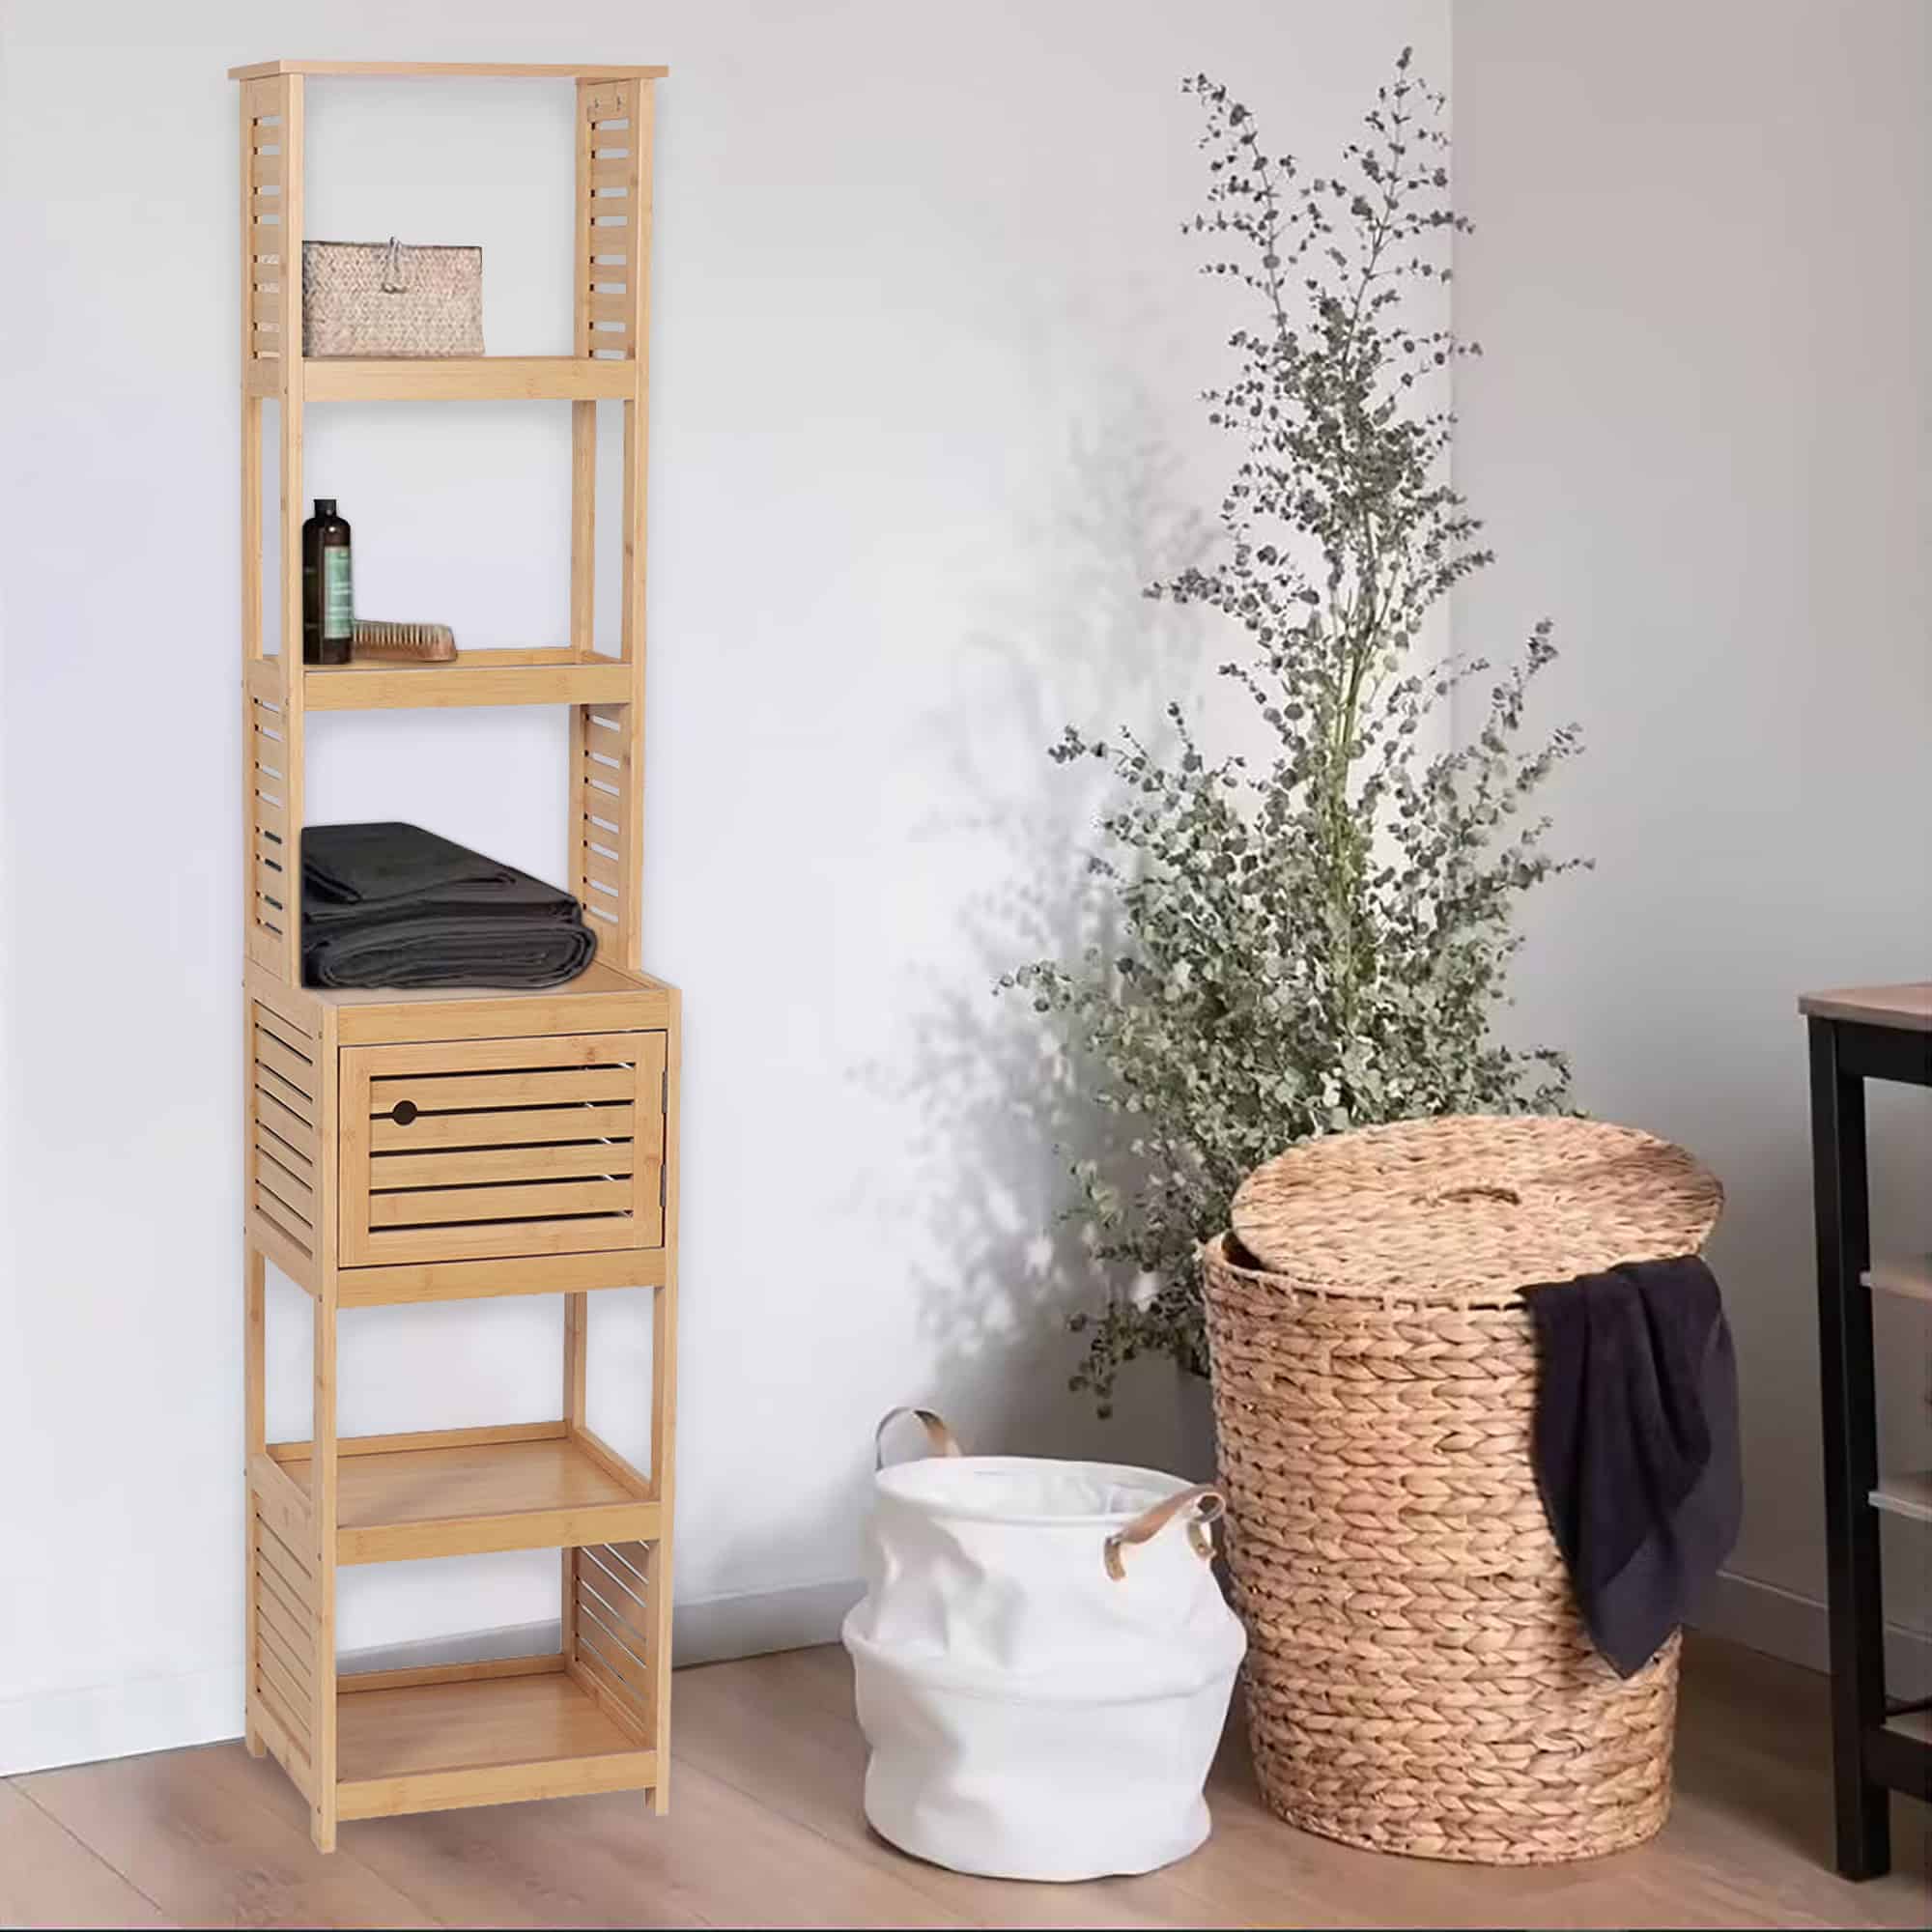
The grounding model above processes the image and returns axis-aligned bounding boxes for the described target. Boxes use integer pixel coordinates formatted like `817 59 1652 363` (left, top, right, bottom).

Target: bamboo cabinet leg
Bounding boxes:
275 72 306 987
310 999 341 1852
561 1292 588 1671
618 397 647 972
310 1287 338 1853
648 1279 677 1815
650 996 681 1813
243 1247 266 1758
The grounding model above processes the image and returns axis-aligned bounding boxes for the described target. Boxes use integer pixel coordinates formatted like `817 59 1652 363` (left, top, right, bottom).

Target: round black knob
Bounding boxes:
390 1099 419 1126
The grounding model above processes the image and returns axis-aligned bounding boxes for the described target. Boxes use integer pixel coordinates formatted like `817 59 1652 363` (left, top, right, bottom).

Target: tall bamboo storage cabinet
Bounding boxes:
231 59 678 1853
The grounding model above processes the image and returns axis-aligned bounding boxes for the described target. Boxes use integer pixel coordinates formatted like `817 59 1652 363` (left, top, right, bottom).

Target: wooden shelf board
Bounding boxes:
303 649 633 711
1870 1472 1932 1526
302 958 675 1047
340 1245 669 1309
299 357 638 404
1887 1708 1932 1745
310 958 659 1008
335 1667 656 1821
1864 1255 1932 1304
231 60 668 81
275 1426 657 1563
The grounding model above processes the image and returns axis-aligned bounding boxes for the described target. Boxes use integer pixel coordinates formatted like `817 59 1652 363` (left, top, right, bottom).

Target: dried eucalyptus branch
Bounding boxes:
1001 50 1586 1413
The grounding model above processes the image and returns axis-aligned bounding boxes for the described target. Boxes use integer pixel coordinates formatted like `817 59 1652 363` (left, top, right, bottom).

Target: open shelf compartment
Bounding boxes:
268 1421 659 1564
246 1459 667 1822
335 1657 658 1821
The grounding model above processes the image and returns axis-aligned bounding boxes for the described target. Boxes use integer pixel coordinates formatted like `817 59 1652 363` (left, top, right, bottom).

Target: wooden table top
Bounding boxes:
1799 983 1932 1032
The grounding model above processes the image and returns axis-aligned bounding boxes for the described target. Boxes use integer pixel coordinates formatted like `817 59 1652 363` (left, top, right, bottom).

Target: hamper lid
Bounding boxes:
1228 1115 1721 1304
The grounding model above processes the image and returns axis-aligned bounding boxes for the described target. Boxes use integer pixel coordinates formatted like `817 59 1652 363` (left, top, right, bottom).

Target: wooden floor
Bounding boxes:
4 1636 1927 1929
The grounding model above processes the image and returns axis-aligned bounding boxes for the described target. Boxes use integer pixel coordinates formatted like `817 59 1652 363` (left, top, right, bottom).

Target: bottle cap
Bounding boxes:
314 497 337 517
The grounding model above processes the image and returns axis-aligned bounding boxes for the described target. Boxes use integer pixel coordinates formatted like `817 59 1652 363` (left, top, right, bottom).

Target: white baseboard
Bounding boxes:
0 1662 245 1779
670 1576 863 1666
1691 1566 1932 1697
0 1576 863 1778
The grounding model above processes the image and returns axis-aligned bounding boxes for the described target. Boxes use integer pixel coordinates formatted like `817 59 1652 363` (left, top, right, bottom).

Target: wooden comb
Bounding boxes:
351 619 458 663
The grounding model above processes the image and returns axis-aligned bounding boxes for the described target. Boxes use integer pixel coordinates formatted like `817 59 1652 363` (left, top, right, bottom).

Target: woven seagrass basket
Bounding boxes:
1202 1115 1722 1865
302 238 483 358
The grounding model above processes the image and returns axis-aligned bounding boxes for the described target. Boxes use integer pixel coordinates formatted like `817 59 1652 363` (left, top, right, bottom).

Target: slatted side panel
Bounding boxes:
577 79 647 360
571 705 636 961
345 1033 667 1264
242 76 294 362
249 690 295 972
569 1540 655 1744
251 1001 320 1260
251 1502 319 1797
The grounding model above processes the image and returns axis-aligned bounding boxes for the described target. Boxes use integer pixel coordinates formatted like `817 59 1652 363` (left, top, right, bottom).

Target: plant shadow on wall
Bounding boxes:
853 389 1216 1463
1000 51 1591 1418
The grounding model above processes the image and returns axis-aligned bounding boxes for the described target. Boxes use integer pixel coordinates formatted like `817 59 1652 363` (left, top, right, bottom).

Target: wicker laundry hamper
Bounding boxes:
1201 1115 1722 1865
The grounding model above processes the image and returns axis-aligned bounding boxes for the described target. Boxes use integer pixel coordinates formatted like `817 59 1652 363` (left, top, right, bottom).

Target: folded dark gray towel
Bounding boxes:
301 822 596 990
302 820 518 908
1522 1255 1742 1677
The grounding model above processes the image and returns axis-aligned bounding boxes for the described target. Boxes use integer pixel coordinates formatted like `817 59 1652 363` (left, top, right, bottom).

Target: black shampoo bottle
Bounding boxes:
301 498 353 666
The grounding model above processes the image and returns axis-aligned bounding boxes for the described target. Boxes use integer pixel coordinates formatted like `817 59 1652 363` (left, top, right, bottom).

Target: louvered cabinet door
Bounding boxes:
339 1032 667 1265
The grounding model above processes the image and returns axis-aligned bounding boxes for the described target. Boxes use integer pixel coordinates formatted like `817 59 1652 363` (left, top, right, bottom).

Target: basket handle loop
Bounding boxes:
874 1406 963 1470
1104 1483 1225 1581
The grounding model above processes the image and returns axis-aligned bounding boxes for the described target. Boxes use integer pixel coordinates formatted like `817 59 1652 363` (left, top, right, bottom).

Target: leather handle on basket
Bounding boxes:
873 1406 964 1470
1104 1483 1225 1581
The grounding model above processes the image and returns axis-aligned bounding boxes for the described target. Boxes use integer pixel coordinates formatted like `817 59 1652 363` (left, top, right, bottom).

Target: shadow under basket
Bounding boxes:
1201 1114 1724 1865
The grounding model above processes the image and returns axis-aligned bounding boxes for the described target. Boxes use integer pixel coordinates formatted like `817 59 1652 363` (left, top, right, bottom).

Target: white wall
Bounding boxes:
1452 0 1932 1667
0 0 1447 1768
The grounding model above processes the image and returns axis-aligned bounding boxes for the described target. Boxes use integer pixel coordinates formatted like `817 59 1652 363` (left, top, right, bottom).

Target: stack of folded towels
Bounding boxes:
301 822 597 990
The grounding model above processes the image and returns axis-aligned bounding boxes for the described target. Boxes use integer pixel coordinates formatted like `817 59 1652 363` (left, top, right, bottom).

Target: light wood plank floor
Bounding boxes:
4 1636 1926 1929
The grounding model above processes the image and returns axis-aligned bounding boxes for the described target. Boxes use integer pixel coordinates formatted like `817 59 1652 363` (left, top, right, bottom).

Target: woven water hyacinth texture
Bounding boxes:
1202 1116 1723 1864
302 240 483 358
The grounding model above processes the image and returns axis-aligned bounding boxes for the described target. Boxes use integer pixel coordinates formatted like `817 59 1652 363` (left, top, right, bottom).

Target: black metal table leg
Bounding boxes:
1808 1015 1889 1879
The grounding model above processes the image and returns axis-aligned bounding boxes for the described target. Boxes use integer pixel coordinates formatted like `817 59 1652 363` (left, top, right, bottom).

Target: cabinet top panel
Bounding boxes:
229 60 668 80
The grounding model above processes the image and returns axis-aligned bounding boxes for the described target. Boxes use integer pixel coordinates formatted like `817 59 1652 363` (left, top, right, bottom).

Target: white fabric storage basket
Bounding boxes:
842 1408 1246 1883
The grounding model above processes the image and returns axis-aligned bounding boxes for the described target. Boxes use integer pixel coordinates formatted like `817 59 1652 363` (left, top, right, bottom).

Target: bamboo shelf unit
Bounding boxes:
231 58 677 1853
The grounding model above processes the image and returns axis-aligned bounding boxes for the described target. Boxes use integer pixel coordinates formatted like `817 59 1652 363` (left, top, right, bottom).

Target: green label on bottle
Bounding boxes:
323 548 354 638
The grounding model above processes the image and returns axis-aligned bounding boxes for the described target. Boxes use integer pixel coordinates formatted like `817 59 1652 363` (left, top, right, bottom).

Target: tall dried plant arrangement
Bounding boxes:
1004 52 1584 1411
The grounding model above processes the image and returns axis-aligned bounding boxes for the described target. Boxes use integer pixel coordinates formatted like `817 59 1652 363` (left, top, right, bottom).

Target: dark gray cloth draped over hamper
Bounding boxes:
1521 1255 1742 1678
301 821 596 990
